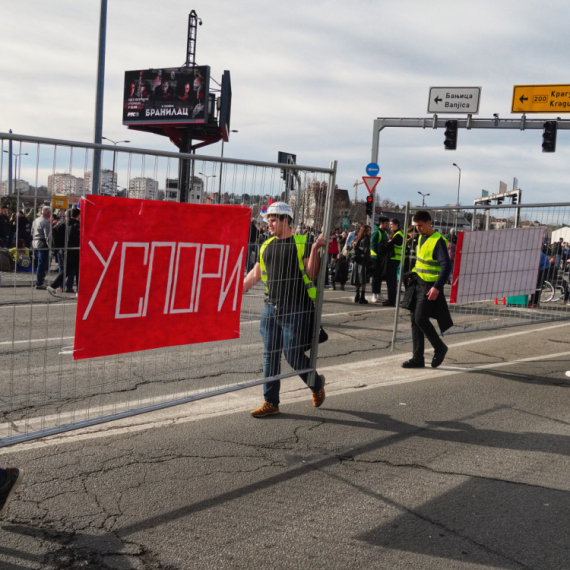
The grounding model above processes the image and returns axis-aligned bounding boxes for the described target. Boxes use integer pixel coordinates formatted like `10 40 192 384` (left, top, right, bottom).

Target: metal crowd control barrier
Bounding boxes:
0 132 337 446
391 201 570 350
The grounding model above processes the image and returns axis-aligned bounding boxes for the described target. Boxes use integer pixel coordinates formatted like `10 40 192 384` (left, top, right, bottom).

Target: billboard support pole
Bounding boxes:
179 130 194 203
92 0 107 196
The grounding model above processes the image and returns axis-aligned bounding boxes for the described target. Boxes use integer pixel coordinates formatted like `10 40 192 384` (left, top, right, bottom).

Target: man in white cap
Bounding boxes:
243 202 327 417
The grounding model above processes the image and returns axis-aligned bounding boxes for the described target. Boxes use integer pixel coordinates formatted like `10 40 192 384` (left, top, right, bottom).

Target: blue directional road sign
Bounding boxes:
366 162 380 176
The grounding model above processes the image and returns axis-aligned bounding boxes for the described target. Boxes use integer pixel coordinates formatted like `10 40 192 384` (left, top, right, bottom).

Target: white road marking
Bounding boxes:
0 336 74 347
2 322 570 452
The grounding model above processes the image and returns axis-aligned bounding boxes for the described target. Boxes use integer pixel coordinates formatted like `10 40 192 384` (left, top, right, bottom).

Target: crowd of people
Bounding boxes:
0 205 80 295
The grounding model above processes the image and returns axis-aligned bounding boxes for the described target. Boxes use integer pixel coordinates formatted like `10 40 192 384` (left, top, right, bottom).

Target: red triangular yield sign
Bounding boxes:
362 176 381 194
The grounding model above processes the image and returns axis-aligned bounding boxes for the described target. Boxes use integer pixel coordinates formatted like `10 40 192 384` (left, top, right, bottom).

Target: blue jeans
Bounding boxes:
260 303 322 406
35 249 50 286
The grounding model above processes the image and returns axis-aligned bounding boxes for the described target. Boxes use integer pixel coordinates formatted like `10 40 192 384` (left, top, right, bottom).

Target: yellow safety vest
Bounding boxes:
391 230 404 261
412 231 448 282
259 234 317 300
370 229 387 258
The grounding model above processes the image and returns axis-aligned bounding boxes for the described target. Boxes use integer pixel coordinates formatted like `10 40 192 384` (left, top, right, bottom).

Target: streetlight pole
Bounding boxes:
3 150 28 196
102 137 130 195
198 172 217 203
453 163 461 232
92 0 108 195
417 191 430 207
217 130 238 204
452 163 461 205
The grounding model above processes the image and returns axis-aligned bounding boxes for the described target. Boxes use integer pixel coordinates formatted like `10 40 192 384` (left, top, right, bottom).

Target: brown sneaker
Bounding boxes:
251 401 280 418
312 374 326 407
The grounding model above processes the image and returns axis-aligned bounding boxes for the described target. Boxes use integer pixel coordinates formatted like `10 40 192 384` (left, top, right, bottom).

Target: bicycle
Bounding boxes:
540 280 566 303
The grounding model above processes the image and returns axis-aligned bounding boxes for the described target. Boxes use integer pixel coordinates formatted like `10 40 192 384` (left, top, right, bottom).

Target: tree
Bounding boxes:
0 195 18 213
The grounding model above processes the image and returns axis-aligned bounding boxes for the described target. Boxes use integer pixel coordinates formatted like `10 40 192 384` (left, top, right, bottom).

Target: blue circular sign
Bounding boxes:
366 162 380 176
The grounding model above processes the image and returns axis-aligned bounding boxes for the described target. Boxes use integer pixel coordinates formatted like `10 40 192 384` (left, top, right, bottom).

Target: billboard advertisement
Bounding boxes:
123 66 210 126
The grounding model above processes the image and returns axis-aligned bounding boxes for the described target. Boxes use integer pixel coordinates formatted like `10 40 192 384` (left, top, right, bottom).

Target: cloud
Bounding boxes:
2 0 570 208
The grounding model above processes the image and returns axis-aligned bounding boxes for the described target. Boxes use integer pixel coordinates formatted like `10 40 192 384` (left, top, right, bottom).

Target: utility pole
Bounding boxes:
92 0 107 195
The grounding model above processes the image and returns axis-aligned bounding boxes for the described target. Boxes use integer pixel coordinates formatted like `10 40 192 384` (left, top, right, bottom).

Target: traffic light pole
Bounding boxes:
371 115 570 166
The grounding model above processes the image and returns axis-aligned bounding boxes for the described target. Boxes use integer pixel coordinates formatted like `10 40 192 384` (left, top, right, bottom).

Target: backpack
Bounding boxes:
17 253 31 268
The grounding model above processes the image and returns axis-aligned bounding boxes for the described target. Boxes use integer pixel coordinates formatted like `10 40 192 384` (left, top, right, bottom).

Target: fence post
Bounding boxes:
390 201 410 354
307 160 337 387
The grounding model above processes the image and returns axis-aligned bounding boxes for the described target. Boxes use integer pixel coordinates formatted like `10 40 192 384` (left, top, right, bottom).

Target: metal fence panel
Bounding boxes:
392 202 570 347
0 132 337 445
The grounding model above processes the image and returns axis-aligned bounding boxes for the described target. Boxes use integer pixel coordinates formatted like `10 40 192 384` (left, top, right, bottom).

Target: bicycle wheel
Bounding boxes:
540 281 554 303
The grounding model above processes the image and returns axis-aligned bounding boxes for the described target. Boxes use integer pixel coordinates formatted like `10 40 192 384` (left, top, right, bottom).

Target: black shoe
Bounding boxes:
431 346 448 368
359 295 368 304
401 359 425 369
382 301 396 306
35 284 46 290
340 284 345 291
0 468 24 517
354 292 360 303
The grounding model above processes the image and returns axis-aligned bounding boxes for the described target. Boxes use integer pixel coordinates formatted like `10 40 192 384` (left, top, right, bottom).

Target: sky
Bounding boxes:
2 0 570 207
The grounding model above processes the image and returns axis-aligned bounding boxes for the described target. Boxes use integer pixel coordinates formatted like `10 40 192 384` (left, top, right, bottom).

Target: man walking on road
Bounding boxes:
402 210 453 369
30 206 52 289
243 202 327 418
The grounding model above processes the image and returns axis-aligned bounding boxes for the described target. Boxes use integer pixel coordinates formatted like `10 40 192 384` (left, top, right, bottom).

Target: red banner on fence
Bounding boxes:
74 195 251 360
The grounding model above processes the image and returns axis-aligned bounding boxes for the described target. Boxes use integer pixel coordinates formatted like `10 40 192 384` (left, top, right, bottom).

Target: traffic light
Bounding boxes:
366 195 373 216
444 120 458 150
542 121 557 153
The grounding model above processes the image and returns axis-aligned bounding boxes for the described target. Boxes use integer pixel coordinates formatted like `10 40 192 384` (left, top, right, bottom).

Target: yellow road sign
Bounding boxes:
52 194 68 210
512 84 570 113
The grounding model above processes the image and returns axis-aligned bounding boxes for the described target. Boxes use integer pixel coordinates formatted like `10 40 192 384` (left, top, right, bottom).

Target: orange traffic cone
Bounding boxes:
494 298 498 305
502 297 507 305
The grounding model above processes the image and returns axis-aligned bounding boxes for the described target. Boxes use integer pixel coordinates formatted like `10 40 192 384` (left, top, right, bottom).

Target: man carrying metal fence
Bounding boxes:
243 202 327 418
401 210 453 369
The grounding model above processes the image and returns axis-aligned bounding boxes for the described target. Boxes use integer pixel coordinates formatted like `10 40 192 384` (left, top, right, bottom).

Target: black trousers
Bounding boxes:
51 255 79 291
371 257 384 295
385 259 400 304
410 281 447 361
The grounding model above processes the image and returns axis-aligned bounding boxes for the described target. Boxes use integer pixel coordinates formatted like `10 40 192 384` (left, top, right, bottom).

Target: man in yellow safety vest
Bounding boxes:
402 210 453 369
243 202 327 418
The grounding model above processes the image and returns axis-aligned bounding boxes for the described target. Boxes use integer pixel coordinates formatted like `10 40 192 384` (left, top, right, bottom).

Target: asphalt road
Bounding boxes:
0 286 569 569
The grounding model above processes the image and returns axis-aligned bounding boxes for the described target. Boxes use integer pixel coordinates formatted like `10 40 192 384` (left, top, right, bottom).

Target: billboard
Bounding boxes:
123 66 210 126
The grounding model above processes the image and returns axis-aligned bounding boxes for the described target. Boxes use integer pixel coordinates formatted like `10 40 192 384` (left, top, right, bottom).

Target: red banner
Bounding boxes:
74 195 251 360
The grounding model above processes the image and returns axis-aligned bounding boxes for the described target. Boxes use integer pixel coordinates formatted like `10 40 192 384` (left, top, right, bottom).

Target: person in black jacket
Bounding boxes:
350 225 371 304
333 253 349 290
47 207 80 296
401 211 453 369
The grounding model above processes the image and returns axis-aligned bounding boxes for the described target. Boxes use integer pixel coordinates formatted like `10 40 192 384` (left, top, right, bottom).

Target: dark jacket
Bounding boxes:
58 217 81 264
333 257 349 283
